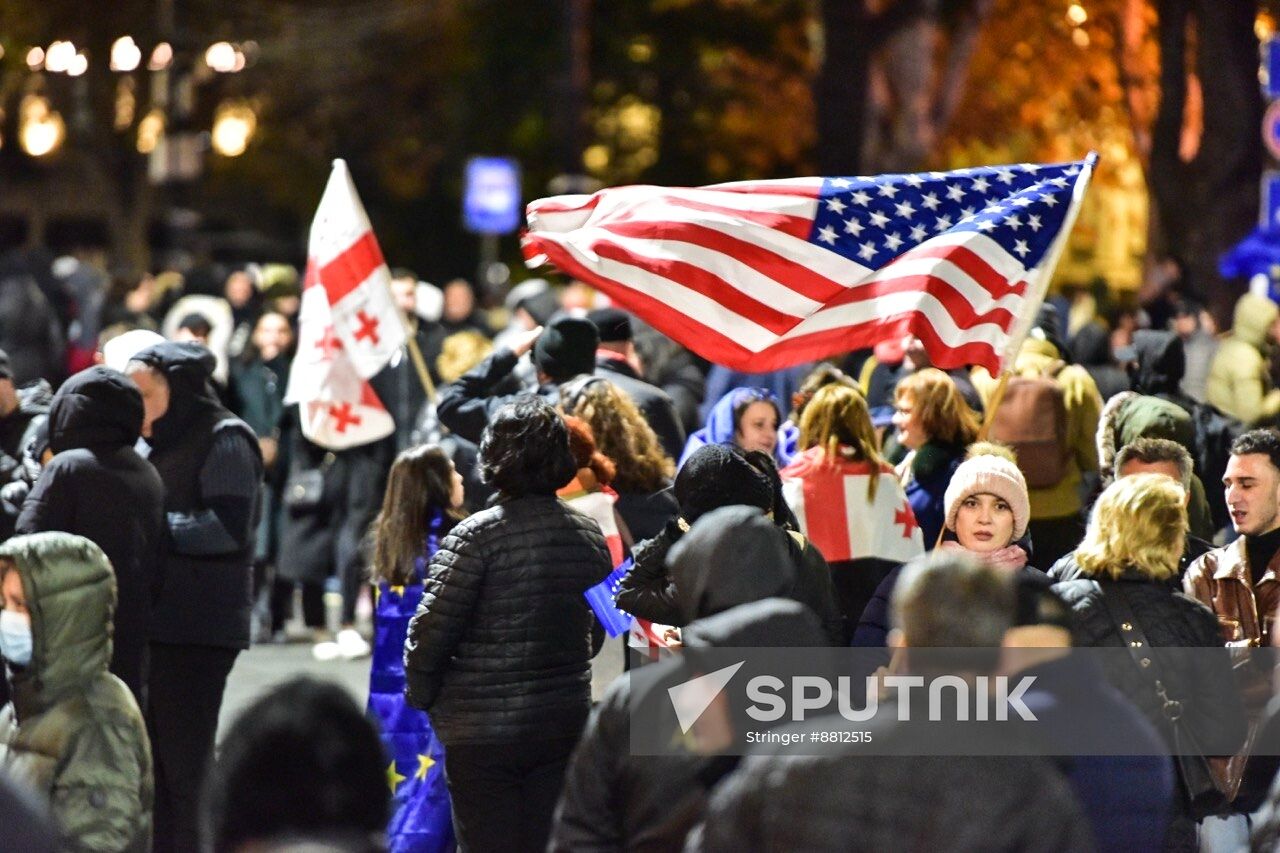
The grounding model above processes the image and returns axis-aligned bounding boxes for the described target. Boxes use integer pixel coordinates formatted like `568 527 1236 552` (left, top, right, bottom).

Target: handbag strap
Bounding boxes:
1089 580 1186 722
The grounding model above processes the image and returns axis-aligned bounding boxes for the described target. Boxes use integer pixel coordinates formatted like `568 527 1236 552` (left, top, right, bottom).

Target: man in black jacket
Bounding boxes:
0 348 52 541
125 341 263 853
585 307 686 460
436 315 597 444
16 366 165 701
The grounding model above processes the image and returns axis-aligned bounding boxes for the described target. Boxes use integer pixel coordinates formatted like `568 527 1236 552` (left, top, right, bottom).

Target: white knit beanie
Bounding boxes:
943 454 1030 541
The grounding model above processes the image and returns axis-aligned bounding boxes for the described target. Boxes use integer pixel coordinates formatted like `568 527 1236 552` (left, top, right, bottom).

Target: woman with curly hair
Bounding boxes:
404 397 612 853
781 385 923 641
563 378 678 542
892 368 980 548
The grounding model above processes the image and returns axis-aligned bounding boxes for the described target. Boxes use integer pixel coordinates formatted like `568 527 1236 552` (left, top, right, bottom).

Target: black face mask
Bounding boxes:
146 374 220 450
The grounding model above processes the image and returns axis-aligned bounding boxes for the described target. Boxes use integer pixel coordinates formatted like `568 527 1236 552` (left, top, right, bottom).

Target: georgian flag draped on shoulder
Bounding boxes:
522 155 1097 375
285 159 402 450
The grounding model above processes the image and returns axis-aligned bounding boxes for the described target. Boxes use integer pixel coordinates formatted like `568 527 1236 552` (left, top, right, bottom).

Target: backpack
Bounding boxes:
989 374 1070 489
1190 402 1243 531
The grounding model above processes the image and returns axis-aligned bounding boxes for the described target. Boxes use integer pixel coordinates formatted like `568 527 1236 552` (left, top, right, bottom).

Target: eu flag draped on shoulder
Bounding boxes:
522 155 1097 377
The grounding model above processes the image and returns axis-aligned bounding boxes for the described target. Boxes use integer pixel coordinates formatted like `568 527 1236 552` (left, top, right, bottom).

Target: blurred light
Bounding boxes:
137 108 164 154
26 47 44 70
148 42 172 71
114 78 137 130
205 41 238 73
583 144 610 173
628 38 653 63
231 49 246 72
1259 12 1277 42
19 95 65 157
45 40 76 73
67 52 88 77
0 45 6 61
211 101 256 156
1072 27 1090 48
1066 4 1088 25
111 36 142 72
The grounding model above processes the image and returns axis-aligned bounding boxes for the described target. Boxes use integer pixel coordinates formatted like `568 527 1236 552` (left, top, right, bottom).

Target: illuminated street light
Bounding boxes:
1066 4 1088 25
149 42 173 71
111 36 142 72
19 95 66 157
211 101 256 156
67 52 89 77
137 109 164 154
26 47 44 70
205 41 238 73
45 40 76 73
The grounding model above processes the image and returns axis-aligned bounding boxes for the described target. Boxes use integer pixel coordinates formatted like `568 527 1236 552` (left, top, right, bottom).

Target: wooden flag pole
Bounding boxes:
404 331 437 403
975 370 1012 442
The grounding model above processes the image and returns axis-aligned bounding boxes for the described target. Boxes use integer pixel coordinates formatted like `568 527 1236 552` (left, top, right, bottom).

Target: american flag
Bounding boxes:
523 155 1095 375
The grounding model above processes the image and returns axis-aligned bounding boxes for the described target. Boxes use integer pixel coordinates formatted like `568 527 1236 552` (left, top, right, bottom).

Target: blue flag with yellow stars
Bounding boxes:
367 510 454 852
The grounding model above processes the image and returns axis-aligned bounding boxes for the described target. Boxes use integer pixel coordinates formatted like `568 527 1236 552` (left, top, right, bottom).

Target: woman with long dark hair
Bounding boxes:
368 445 464 852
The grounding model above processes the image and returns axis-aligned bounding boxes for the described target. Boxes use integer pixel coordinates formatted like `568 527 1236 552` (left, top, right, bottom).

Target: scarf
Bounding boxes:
937 539 1028 572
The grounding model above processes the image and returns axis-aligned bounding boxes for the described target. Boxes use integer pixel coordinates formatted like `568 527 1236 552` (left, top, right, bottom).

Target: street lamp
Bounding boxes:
19 95 65 157
211 101 255 157
111 36 142 73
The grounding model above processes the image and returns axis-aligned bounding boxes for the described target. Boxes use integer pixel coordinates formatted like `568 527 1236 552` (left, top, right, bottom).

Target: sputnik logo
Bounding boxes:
667 661 745 734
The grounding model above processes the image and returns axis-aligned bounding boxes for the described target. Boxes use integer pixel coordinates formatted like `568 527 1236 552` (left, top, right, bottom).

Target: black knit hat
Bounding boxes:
533 316 599 381
586 307 633 343
674 444 772 523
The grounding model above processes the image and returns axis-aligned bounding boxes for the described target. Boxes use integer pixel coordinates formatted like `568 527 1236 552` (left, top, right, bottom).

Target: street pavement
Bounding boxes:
217 632 627 744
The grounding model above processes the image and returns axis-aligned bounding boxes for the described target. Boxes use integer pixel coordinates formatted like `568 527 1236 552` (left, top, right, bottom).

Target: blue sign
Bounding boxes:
463 157 521 235
1267 39 1280 99
1264 172 1280 232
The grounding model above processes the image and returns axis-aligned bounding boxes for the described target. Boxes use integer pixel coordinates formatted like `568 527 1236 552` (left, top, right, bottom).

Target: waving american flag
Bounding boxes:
522 155 1095 375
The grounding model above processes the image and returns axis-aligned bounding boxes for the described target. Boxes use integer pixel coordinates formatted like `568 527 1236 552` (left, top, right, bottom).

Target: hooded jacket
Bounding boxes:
550 598 826 853
131 342 263 649
16 367 165 699
0 532 153 852
1207 293 1280 425
679 388 798 469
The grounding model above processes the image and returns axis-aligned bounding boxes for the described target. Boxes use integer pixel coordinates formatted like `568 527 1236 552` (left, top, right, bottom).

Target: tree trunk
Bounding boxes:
815 0 872 175
1194 0 1263 328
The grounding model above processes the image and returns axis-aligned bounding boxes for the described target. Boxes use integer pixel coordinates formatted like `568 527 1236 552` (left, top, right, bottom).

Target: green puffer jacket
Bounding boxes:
1206 292 1280 426
0 532 153 852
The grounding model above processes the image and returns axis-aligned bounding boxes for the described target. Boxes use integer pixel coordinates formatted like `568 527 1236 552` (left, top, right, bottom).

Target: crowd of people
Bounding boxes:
4 246 1280 851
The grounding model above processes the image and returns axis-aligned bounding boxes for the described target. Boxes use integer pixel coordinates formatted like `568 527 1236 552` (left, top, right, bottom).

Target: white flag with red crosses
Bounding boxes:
284 160 400 450
285 284 396 449
306 158 406 376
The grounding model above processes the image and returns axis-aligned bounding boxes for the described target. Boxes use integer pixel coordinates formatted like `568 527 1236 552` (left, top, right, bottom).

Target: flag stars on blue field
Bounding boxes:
809 160 1083 270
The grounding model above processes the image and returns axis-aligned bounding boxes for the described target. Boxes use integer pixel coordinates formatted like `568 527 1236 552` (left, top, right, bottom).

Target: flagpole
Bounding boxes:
975 152 1098 443
404 332 438 402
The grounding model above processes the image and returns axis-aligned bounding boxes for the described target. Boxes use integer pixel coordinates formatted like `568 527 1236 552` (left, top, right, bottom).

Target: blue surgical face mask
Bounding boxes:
0 610 32 667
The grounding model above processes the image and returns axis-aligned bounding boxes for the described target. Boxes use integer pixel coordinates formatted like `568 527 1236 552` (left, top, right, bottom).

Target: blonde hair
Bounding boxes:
894 368 980 447
1074 473 1186 582
569 380 675 493
437 330 494 383
799 384 885 501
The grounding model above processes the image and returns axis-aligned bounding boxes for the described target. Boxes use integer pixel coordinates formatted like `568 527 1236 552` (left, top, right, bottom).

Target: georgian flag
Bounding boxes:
285 283 395 450
780 455 924 563
306 159 407 377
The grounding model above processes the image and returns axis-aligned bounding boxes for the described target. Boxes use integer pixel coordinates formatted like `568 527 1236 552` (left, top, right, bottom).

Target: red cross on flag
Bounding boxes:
305 158 406 377
285 284 396 449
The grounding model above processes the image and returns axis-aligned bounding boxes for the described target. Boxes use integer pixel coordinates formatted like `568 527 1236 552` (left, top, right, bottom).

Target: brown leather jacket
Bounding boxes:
1184 537 1280 647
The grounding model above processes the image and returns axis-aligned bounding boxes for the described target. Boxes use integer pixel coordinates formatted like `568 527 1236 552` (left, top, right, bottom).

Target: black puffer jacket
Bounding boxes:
1053 573 1246 757
404 493 613 744
16 367 164 700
